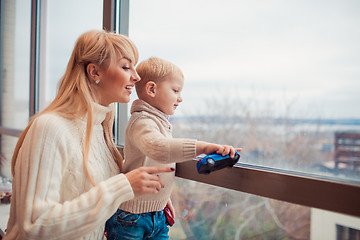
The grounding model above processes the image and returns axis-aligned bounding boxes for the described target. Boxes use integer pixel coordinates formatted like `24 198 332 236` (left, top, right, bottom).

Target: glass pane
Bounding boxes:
0 135 18 178
171 179 360 240
0 135 16 231
0 0 31 129
129 1 360 181
39 0 103 110
0 202 11 232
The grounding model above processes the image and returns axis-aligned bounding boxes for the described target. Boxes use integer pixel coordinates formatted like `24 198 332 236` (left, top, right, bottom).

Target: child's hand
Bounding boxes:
196 141 242 158
166 199 176 218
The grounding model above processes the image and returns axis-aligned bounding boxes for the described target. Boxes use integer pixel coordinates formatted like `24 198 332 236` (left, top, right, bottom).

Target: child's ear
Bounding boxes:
86 63 101 83
145 81 157 97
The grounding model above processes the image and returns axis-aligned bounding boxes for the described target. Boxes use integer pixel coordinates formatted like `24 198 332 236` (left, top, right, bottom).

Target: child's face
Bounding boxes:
153 73 184 115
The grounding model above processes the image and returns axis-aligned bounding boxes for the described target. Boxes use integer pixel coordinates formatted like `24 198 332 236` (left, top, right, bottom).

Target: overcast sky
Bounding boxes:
128 0 360 119
12 0 360 119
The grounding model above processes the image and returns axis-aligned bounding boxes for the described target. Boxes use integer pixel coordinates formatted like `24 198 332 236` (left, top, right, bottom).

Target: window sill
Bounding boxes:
175 160 360 218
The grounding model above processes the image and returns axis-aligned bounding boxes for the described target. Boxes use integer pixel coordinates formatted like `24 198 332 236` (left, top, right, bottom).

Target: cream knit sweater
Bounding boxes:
4 103 134 240
120 99 197 214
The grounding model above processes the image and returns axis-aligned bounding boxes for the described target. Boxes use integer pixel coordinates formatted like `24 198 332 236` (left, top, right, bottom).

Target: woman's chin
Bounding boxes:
119 96 130 103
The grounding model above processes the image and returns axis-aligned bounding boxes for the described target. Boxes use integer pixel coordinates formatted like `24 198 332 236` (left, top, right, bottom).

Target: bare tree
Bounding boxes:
169 95 321 239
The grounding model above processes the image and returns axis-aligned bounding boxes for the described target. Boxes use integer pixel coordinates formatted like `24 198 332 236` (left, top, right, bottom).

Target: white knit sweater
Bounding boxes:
120 99 197 214
4 103 134 240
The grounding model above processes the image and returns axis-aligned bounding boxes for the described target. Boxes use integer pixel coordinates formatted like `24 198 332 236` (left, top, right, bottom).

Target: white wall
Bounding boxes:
311 208 360 240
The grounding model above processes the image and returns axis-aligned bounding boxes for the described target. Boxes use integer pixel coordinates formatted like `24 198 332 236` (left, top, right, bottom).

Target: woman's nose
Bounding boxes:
132 70 141 82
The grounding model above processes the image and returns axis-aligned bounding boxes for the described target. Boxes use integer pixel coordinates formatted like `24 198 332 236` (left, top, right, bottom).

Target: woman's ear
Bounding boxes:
86 63 101 84
145 81 157 97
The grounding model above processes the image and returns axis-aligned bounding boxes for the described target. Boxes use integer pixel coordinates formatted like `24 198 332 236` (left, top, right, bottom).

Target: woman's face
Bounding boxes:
96 57 140 105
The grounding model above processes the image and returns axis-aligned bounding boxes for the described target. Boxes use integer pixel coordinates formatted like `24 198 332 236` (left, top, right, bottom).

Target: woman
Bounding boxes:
4 30 174 240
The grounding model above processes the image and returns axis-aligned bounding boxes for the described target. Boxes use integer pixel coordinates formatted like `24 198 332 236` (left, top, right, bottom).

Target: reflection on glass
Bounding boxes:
171 179 310 239
130 0 360 181
0 135 19 178
1 0 31 179
40 0 103 109
1 0 31 129
171 179 360 240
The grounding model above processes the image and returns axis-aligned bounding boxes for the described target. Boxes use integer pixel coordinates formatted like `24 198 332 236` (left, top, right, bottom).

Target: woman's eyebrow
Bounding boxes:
121 57 132 63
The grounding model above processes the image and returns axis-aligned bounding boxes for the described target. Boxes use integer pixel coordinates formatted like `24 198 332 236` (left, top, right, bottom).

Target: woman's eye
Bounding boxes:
122 66 130 70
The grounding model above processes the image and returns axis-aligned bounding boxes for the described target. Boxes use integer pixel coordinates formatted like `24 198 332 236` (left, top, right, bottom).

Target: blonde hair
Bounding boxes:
11 30 139 186
135 57 183 95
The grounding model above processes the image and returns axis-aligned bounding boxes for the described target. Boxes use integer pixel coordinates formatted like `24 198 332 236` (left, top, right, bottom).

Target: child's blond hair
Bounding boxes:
135 57 183 95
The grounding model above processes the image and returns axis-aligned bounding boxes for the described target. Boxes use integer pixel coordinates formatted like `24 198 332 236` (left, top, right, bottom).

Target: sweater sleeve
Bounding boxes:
129 117 197 163
12 115 134 240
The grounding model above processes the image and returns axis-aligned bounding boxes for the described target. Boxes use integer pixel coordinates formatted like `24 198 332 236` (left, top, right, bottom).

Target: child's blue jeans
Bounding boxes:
105 209 169 240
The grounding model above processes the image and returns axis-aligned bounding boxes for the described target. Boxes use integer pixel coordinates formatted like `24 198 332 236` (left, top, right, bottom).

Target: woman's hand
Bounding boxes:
125 166 175 197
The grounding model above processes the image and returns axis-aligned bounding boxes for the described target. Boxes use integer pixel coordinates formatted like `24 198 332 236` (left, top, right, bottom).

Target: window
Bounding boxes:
1 0 359 238
129 0 360 238
0 0 31 175
337 225 360 240
0 0 112 231
38 0 103 110
129 0 360 180
170 178 312 239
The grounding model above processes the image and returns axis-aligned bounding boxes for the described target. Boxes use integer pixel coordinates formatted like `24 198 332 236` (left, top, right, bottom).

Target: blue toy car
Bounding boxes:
196 151 240 174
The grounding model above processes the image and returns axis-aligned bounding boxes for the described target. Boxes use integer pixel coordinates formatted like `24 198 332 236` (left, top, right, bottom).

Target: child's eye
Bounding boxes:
173 89 179 93
122 66 130 70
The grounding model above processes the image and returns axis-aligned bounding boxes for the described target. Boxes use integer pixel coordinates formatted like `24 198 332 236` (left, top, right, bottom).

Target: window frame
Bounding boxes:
103 0 130 146
175 160 360 218
0 0 3 134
